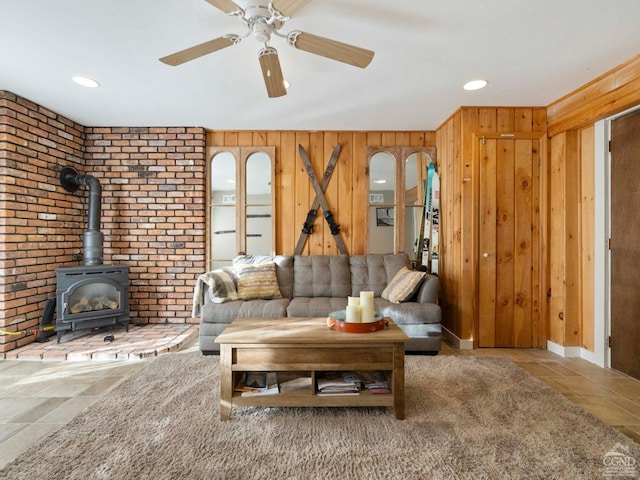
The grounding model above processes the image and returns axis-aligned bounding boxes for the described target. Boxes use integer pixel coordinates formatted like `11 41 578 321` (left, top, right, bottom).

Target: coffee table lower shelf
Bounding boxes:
216 317 409 421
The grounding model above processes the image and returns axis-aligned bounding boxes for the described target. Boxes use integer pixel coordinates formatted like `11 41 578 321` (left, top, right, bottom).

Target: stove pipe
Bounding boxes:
60 167 103 266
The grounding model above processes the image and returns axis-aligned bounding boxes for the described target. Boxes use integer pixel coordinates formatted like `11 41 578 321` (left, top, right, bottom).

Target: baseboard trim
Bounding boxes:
442 326 473 350
546 340 598 365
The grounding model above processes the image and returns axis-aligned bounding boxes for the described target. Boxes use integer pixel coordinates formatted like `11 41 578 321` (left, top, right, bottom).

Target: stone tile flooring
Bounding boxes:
0 333 639 469
2 323 198 361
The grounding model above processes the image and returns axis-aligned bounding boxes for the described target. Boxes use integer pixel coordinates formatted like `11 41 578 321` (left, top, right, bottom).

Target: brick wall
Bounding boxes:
84 127 206 325
0 91 207 352
0 91 86 352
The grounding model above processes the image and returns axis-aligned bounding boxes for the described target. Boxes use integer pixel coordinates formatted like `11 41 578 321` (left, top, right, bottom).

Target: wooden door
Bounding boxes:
478 136 540 347
610 109 640 380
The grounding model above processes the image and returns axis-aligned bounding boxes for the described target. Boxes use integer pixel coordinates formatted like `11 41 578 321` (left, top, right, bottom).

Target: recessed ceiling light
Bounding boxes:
226 179 236 184
463 79 488 91
373 179 387 184
283 80 290 89
72 76 100 88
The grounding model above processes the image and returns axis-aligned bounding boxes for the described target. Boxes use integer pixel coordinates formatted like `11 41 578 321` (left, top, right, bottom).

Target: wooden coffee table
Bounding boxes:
215 317 409 420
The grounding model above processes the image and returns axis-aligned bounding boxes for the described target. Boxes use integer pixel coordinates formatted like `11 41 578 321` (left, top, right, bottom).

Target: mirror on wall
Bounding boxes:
210 151 238 270
405 151 433 261
207 146 275 271
366 146 436 263
368 151 396 254
245 152 273 256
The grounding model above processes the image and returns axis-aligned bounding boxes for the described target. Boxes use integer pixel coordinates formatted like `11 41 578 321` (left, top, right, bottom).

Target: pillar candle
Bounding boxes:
345 305 361 323
347 296 360 306
359 291 375 323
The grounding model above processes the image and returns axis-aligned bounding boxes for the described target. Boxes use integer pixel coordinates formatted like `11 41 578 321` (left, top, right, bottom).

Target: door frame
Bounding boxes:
593 105 640 368
472 132 548 348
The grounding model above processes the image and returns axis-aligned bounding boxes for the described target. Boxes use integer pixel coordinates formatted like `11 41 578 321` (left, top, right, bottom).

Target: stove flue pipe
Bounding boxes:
60 167 103 266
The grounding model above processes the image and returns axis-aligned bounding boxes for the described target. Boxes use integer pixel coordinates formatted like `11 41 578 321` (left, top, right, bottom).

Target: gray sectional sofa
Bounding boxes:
196 253 442 354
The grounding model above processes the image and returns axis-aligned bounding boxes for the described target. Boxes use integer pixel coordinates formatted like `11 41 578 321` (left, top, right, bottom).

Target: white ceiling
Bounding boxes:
2 0 639 131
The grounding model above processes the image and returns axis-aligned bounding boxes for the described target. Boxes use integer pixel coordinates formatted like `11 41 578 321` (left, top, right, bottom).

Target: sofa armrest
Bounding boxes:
414 274 439 304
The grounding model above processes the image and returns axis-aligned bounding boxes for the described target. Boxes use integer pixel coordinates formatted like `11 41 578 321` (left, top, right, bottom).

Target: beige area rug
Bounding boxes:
2 352 639 480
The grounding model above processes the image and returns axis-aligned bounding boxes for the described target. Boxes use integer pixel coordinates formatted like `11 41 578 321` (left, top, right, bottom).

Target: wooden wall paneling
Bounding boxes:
478 108 497 132
277 132 293 254
564 131 581 346
381 132 397 146
580 125 596 351
237 131 252 146
449 115 462 337
396 132 411 147
353 132 368 254
495 139 515 347
294 132 311 254
410 132 425 147
307 132 324 255
514 108 533 132
478 137 497 347
532 135 543 347
497 108 515 132
514 139 534 347
323 132 339 255
461 109 476 341
367 132 382 147
253 131 268 146
224 132 238 146
337 132 354 253
548 133 566 345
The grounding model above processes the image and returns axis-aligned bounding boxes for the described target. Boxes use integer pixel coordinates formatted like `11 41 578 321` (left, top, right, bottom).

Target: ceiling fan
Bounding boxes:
159 0 375 98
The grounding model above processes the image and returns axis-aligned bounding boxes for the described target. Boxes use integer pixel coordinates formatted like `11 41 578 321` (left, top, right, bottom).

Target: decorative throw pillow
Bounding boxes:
235 262 282 300
381 267 425 304
205 267 238 304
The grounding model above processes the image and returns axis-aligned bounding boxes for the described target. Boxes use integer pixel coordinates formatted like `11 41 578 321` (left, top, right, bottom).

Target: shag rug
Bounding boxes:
2 351 639 480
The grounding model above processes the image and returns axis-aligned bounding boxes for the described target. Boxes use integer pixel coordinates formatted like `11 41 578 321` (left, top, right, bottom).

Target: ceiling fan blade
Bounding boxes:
259 47 287 98
270 0 312 17
288 32 374 68
204 0 243 15
160 35 238 66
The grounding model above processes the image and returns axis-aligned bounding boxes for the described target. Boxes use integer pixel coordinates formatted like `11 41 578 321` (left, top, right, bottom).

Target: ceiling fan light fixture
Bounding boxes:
463 79 488 91
72 76 100 88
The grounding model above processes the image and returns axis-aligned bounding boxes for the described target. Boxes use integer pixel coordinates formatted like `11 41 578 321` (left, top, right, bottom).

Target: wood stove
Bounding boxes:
55 167 130 342
55 265 130 343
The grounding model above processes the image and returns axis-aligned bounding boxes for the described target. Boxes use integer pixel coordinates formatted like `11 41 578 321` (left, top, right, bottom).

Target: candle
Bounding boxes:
345 305 361 323
347 296 360 306
359 291 375 323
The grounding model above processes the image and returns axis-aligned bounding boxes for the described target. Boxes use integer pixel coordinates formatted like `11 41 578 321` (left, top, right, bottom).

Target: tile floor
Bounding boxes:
0 329 639 469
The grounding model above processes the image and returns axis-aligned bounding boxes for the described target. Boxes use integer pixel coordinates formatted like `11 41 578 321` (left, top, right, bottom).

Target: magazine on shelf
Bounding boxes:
235 372 279 396
316 372 362 395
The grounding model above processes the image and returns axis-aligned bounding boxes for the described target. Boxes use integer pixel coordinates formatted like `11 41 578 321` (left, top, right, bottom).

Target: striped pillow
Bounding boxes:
235 262 283 300
206 267 238 304
381 267 425 304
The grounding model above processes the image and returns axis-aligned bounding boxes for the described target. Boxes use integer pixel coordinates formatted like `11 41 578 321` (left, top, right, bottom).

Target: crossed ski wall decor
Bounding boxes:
294 143 348 255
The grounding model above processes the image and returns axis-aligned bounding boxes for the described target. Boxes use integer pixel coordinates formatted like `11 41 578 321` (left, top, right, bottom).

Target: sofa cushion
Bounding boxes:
381 267 425 303
349 253 409 296
286 297 349 317
293 255 351 298
235 263 282 300
200 298 291 325
233 255 294 298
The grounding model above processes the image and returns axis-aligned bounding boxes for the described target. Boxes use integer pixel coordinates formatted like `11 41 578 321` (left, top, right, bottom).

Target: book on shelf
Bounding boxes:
359 371 391 394
235 372 279 396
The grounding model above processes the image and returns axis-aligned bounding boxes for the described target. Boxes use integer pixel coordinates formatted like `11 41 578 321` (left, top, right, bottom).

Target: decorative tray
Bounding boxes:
327 310 388 333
